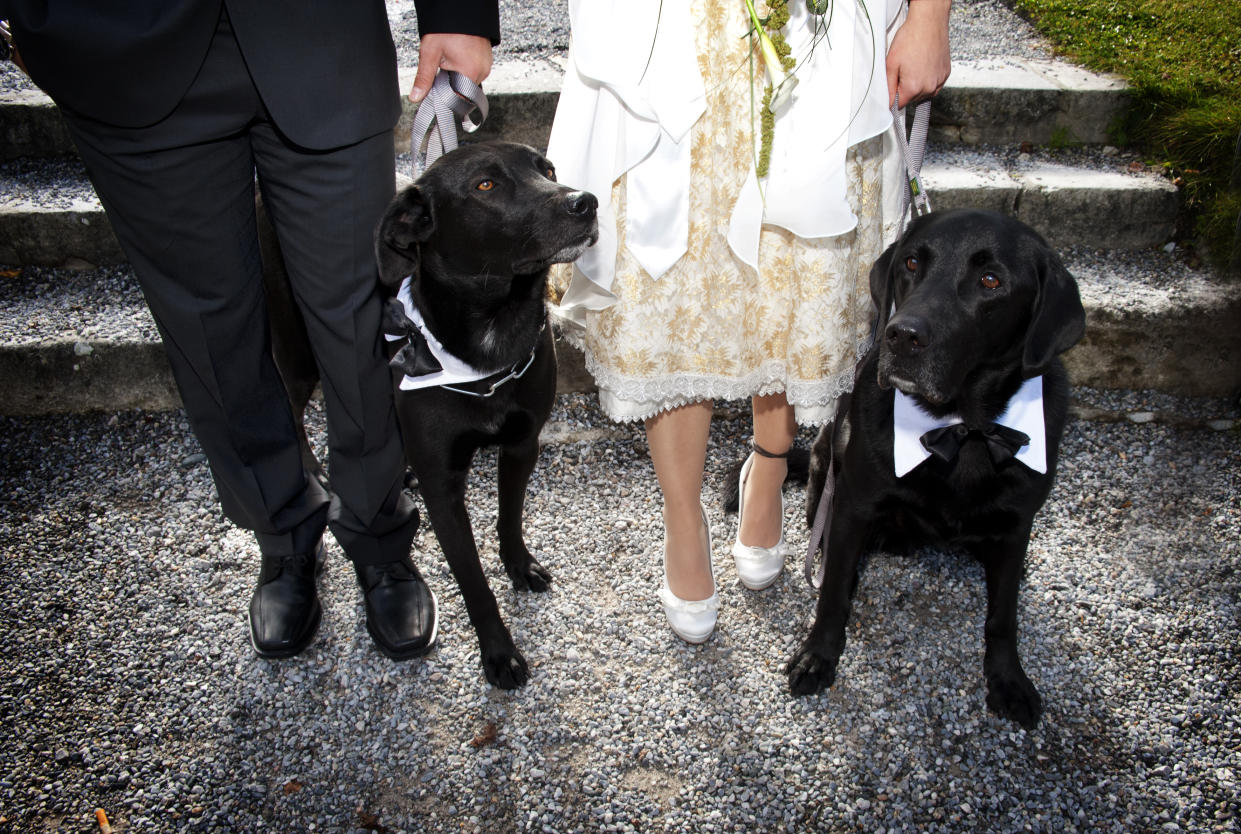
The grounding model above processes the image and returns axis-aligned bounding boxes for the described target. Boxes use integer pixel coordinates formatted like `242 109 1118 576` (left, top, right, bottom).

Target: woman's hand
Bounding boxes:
886 0 952 108
409 33 493 103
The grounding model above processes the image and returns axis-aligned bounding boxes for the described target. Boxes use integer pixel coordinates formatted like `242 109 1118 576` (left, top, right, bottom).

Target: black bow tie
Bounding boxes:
920 423 1031 465
382 298 444 378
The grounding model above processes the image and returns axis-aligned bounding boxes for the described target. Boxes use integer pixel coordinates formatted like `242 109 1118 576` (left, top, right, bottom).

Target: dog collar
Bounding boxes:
385 276 537 397
892 376 1048 477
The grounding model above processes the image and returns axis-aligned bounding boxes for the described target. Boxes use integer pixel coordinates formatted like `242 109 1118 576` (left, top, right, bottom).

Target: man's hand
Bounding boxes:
409 33 493 103
886 0 952 108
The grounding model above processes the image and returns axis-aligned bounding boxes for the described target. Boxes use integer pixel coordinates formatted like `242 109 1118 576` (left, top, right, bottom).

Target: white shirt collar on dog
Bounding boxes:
386 276 504 391
892 375 1048 477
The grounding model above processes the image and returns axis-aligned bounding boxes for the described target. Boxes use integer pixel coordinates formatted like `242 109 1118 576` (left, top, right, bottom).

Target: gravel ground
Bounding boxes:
0 265 156 346
1 389 1239 833
5 2 1241 833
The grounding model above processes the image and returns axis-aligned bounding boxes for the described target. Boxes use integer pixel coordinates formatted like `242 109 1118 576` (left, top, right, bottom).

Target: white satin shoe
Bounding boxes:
658 505 719 644
731 452 790 590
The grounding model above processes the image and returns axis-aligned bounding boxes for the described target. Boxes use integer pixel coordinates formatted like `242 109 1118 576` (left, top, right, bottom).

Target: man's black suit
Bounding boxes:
1 0 498 609
5 0 499 145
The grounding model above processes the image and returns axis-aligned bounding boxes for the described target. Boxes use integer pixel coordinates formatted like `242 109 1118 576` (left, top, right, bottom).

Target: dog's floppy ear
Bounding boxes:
1022 244 1086 374
868 238 900 340
374 185 436 289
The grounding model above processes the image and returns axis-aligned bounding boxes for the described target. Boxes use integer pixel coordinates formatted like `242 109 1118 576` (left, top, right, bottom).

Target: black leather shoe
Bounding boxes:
248 539 326 658
354 558 438 659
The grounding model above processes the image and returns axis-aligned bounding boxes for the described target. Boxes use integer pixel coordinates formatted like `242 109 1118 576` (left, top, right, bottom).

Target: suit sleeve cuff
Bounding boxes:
412 0 501 46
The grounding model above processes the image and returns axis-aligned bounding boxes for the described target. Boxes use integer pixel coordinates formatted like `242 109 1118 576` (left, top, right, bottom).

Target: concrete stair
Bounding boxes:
0 146 1184 267
2 58 1239 414
0 59 1141 161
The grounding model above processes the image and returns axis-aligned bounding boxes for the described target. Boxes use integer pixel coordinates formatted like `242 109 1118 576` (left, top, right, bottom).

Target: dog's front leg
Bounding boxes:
420 471 529 690
497 437 552 591
786 499 869 696
980 532 1042 729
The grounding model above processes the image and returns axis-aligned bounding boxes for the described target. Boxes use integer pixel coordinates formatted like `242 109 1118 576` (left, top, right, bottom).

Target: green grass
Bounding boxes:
1046 126 1077 151
1012 0 1240 269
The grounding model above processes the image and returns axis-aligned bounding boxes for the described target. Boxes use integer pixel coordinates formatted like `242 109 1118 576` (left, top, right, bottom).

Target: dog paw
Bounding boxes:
985 668 1042 729
785 645 839 696
505 556 552 592
483 648 529 690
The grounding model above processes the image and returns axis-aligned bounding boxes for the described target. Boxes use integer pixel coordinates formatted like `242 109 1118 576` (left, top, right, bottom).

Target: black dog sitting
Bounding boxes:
786 208 1085 729
373 141 597 689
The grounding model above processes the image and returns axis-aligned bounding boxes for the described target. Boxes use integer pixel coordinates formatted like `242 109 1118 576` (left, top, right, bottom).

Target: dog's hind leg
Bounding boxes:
979 531 1042 729
786 499 870 696
497 437 552 592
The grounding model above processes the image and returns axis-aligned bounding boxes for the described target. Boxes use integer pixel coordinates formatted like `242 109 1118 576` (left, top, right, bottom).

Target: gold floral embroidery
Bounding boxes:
551 0 886 424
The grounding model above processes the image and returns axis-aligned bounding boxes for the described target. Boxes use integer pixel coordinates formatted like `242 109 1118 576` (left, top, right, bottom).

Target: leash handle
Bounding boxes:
805 101 932 588
410 70 489 176
891 95 932 234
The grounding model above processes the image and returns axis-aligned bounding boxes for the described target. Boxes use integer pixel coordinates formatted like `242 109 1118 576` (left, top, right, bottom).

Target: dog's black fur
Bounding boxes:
265 141 597 688
786 209 1085 729
373 141 597 688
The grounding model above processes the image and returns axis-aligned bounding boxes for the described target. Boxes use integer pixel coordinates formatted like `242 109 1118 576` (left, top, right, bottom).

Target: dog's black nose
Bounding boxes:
886 317 930 356
564 190 598 217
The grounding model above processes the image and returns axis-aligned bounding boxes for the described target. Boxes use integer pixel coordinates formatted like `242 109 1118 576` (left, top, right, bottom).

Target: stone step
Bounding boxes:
0 57 1129 161
1062 249 1241 397
927 58 1129 147
0 264 594 413
0 87 78 162
0 143 1177 269
920 146 1179 251
1 249 1237 416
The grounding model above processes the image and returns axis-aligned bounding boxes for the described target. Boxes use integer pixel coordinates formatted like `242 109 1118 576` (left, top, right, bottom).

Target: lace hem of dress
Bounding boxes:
583 338 873 427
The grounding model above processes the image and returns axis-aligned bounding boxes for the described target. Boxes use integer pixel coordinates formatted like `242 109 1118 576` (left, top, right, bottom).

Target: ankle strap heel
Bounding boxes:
732 448 790 591
749 438 792 459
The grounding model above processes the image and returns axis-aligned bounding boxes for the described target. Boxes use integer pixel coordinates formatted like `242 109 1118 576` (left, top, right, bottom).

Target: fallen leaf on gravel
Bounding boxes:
357 810 388 831
470 722 498 747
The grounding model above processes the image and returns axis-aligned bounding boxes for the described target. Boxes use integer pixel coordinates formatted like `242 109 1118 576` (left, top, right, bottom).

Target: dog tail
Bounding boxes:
719 447 811 513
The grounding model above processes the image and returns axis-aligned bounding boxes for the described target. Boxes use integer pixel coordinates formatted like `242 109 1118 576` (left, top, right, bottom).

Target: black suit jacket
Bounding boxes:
2 0 500 149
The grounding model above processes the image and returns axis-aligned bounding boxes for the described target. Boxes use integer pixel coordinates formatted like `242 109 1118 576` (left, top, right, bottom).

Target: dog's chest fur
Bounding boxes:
847 377 1059 552
418 272 547 372
882 451 1045 546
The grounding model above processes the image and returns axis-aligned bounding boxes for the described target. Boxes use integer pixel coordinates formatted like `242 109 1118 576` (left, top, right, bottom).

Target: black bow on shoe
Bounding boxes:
382 298 443 378
920 423 1030 465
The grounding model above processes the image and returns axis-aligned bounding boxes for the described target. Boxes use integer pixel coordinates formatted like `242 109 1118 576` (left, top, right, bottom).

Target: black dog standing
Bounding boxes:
787 209 1085 729
374 142 598 689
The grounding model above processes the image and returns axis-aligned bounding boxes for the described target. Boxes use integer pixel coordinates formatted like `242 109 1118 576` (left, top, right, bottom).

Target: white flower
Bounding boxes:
745 0 799 113
768 73 799 113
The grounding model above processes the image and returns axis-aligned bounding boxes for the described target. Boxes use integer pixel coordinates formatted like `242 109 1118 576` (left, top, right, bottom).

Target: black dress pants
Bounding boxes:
59 10 417 565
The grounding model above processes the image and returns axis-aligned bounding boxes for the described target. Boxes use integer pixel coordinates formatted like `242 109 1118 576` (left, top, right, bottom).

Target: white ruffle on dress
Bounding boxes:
548 0 910 424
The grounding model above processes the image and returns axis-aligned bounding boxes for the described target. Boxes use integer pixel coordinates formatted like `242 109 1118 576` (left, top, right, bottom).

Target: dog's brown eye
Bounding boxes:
980 273 1001 289
476 180 495 192
546 167 556 180
905 256 919 272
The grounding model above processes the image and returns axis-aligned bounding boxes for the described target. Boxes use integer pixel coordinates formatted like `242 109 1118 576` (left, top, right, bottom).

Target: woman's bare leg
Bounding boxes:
645 401 715 600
